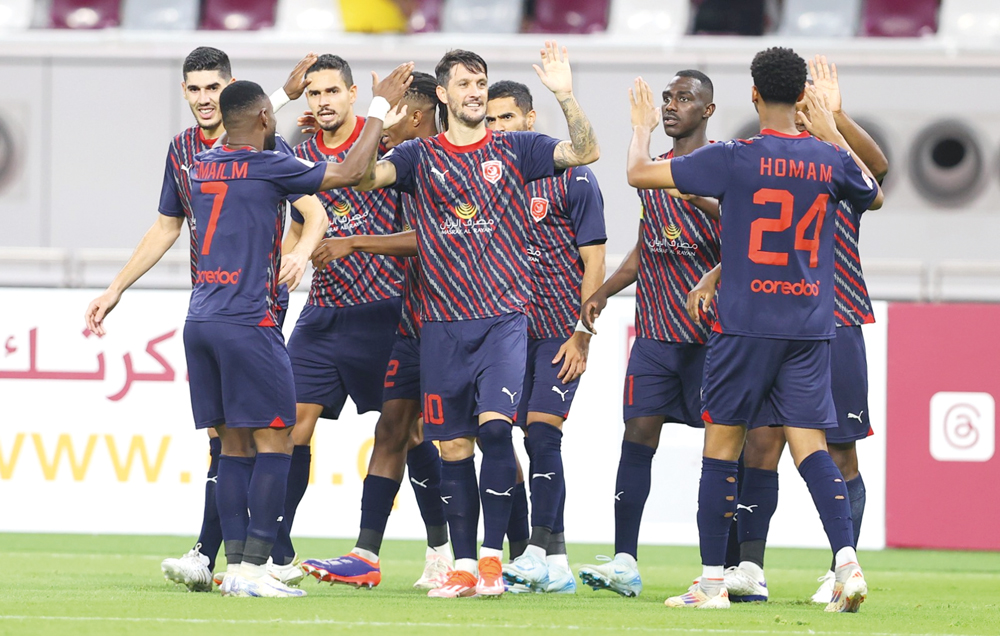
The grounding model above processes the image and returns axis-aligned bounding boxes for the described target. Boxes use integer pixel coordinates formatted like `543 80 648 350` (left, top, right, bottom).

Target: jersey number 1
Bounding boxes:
748 188 829 268
199 182 229 255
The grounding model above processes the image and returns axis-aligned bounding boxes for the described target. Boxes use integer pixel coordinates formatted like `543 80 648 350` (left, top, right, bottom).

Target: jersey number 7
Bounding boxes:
199 182 229 255
748 188 829 268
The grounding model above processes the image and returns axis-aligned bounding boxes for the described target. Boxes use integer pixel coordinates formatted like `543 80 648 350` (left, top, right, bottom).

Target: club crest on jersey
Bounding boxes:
332 200 352 217
454 202 478 220
664 223 681 240
481 160 503 184
530 197 549 222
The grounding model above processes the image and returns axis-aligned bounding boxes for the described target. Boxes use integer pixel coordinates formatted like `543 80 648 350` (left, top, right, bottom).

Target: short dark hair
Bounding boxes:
306 54 354 87
405 71 438 107
183 47 231 80
673 69 714 101
750 47 806 105
435 49 487 87
488 80 533 114
220 80 266 128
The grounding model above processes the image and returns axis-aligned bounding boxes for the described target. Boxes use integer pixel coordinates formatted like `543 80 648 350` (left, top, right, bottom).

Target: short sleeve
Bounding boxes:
669 142 731 199
158 146 185 217
266 153 327 196
565 167 606 247
510 131 561 183
836 148 879 214
290 205 304 224
385 140 419 195
272 134 304 204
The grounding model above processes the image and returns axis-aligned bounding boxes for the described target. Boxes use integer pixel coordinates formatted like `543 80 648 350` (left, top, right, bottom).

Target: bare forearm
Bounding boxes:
834 110 888 181
322 118 384 190
627 127 672 189
554 92 600 168
598 243 639 298
293 209 328 262
689 196 720 220
108 218 182 294
351 230 418 257
579 246 606 308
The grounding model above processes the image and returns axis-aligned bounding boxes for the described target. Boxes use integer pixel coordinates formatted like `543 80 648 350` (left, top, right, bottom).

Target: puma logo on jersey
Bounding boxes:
411 477 429 489
180 164 191 173
431 167 450 181
440 495 452 504
485 487 514 497
575 173 590 182
551 386 569 401
532 472 556 481
502 387 518 403
737 504 758 513
848 411 864 422
614 491 624 501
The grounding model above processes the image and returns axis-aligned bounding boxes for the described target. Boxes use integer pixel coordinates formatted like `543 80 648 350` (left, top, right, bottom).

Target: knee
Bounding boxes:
373 416 409 452
478 420 513 451
623 418 662 449
440 438 474 462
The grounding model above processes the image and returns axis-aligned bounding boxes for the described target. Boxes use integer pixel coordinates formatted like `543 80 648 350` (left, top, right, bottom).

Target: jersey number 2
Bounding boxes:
199 182 229 255
748 188 829 268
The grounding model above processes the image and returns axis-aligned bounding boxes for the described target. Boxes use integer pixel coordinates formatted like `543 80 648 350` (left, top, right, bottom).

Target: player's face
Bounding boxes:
182 70 232 131
304 69 357 134
661 76 712 139
442 65 488 127
485 97 535 132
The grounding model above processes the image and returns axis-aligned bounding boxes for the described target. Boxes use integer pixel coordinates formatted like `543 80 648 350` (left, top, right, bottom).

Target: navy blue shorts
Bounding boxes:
286 297 402 420
183 321 296 430
828 325 872 443
702 333 836 430
420 313 527 442
383 333 421 403
275 284 289 328
623 338 705 427
514 337 580 425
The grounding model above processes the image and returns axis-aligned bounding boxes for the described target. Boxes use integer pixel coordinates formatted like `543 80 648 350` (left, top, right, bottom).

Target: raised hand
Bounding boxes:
297 110 318 135
283 52 318 101
533 40 573 98
809 54 842 114
797 86 841 144
629 77 659 132
383 102 410 130
372 62 415 105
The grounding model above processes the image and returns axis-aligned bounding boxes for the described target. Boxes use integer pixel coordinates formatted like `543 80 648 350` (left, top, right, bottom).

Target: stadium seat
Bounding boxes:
939 0 1000 42
275 0 343 32
408 0 442 32
778 0 862 38
201 0 277 30
50 0 120 28
691 0 766 35
530 0 609 34
441 0 521 34
122 0 199 30
862 0 939 37
608 0 689 37
0 0 34 29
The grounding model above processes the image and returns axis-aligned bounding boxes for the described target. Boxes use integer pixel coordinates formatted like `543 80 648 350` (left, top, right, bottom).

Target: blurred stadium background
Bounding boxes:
1 0 998 560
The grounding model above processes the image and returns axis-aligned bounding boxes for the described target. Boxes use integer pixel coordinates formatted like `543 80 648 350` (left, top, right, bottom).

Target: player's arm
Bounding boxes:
666 190 720 220
268 52 319 114
686 263 721 323
533 41 600 168
553 242 606 383
278 195 328 292
356 157 398 192
627 77 676 189
311 230 417 269
84 214 184 336
318 62 413 191
581 223 642 333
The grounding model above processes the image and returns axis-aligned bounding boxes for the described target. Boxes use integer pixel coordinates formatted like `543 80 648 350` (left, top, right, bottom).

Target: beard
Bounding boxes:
448 101 485 127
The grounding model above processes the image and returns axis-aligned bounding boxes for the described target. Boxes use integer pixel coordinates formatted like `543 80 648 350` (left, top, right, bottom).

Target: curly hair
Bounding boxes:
750 47 806 105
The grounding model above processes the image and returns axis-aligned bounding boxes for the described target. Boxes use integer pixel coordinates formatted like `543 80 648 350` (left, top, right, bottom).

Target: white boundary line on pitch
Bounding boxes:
0 615 981 636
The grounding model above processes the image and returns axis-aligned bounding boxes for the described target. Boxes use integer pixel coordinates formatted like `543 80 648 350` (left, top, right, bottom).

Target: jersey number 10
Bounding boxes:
748 188 829 268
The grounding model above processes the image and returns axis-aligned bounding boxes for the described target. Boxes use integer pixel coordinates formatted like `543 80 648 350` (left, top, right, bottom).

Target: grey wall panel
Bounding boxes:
0 60 48 247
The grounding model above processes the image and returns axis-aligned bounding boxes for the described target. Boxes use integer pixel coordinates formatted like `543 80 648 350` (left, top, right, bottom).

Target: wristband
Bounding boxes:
367 96 391 121
575 319 596 336
269 88 290 113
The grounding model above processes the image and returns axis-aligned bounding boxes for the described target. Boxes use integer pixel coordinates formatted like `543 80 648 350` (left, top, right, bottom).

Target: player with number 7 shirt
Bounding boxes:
625 47 883 612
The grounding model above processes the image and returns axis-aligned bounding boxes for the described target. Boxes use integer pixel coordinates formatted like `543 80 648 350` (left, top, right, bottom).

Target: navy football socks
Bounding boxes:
440 457 479 561
697 457 739 568
244 453 291 566
737 467 780 568
614 440 656 558
216 455 254 567
797 451 854 555
506 481 530 559
357 474 401 556
830 473 866 570
196 437 223 570
478 419 517 552
270 444 310 566
526 422 563 537
406 440 448 548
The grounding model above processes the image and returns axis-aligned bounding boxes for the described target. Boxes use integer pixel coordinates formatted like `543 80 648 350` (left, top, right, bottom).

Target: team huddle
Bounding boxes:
83 40 886 613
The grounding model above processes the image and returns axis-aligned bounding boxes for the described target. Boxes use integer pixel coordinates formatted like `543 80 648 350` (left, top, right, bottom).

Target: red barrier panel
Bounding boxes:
886 303 1000 550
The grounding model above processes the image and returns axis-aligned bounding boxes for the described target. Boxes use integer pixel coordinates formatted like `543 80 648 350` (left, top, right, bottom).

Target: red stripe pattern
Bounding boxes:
833 201 874 326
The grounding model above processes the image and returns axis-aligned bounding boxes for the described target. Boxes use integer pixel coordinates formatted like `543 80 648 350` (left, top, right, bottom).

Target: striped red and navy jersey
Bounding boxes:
525 165 606 339
833 200 874 327
671 130 879 340
386 129 561 322
186 146 326 326
293 116 405 308
397 194 423 338
636 153 721 343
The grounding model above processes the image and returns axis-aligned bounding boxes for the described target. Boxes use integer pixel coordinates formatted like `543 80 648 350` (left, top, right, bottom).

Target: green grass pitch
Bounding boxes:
1 533 998 636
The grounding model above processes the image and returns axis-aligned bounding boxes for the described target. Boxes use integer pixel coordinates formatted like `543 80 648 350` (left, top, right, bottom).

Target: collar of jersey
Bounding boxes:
760 128 810 139
198 127 219 148
316 115 364 155
437 128 492 154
